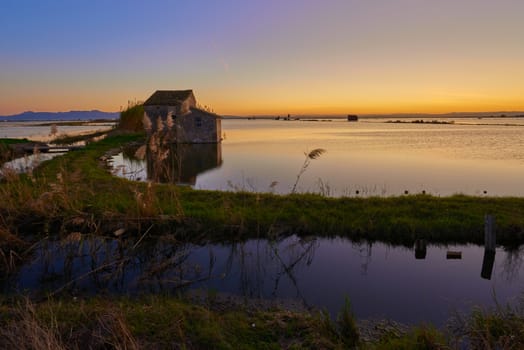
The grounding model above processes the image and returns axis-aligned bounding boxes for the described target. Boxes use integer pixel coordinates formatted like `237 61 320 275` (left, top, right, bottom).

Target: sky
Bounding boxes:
1 0 524 116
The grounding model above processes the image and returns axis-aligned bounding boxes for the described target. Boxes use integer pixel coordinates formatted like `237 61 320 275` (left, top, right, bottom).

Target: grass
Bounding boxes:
118 104 144 132
367 326 446 350
0 296 349 349
447 296 524 349
0 138 32 146
1 295 522 349
0 138 32 164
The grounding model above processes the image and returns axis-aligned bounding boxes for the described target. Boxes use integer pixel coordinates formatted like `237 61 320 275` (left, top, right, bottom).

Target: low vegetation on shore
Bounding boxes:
1 295 522 349
0 138 32 164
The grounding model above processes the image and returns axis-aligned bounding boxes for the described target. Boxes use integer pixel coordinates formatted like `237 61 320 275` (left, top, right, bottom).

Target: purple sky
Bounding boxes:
1 0 523 115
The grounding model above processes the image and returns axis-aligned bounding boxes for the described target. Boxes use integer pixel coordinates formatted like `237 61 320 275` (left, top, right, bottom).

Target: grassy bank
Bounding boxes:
1 295 522 349
1 131 524 248
0 296 354 349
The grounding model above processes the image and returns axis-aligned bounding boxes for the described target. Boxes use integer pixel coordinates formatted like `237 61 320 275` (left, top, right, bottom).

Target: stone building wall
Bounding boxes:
176 109 221 143
144 105 221 143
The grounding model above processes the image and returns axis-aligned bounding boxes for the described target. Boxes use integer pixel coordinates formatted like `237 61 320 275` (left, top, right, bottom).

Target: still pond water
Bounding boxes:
6 235 524 326
112 118 524 197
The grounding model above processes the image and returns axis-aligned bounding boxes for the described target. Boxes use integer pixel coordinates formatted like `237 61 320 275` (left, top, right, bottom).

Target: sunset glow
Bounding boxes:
1 0 523 116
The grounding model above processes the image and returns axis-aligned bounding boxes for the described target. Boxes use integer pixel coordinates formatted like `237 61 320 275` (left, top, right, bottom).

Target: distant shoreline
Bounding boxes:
2 110 524 122
222 112 524 120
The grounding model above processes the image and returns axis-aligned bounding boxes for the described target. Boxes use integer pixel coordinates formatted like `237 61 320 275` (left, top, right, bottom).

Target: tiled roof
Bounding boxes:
143 90 194 106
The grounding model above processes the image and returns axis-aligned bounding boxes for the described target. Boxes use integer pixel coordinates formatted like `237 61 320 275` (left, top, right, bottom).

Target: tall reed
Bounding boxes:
118 103 145 132
291 148 326 194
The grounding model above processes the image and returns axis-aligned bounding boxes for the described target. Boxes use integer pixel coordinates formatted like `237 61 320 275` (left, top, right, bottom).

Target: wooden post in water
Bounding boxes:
484 214 496 252
481 250 496 280
414 239 427 259
481 214 496 279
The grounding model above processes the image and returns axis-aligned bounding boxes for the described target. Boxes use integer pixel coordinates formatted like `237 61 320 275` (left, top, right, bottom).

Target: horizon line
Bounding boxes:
2 109 524 118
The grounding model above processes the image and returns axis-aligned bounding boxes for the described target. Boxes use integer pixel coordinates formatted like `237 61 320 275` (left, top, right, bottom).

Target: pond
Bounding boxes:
110 118 524 197
5 235 524 327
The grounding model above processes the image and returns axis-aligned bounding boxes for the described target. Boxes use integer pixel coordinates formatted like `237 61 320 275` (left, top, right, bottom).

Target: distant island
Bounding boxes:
0 110 119 122
386 119 455 125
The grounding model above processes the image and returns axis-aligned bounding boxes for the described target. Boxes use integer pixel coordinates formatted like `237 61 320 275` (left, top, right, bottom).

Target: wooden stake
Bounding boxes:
484 214 496 252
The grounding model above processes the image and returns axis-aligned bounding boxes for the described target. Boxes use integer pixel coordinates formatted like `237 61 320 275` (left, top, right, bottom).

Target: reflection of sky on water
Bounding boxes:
109 153 147 181
8 236 524 326
0 122 114 141
1 153 63 174
112 118 524 196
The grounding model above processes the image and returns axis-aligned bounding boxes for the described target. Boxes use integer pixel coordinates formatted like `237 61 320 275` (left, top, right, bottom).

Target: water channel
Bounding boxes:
5 235 524 326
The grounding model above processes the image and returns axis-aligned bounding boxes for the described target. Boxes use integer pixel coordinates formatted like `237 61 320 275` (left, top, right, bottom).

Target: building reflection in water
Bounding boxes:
147 143 223 185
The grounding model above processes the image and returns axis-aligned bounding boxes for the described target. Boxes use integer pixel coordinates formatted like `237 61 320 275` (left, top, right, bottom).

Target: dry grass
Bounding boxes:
0 297 350 349
447 296 524 349
0 299 141 350
92 308 140 350
0 299 66 350
118 104 145 132
291 148 326 194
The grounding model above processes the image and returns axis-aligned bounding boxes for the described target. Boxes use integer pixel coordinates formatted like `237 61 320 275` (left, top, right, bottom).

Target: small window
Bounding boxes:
195 117 202 127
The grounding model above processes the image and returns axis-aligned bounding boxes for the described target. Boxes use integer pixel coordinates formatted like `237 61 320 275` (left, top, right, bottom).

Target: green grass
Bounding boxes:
0 296 348 349
2 295 522 349
367 326 446 350
0 138 32 146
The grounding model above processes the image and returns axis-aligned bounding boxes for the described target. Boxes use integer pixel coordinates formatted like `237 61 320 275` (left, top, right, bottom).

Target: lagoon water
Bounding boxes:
113 117 524 197
7 235 524 326
0 121 114 142
3 117 524 196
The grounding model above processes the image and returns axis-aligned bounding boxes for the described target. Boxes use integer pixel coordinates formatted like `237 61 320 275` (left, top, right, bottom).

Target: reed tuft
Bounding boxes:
306 148 326 160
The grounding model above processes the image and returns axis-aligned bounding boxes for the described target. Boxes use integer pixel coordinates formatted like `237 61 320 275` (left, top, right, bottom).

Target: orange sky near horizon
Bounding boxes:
1 0 523 116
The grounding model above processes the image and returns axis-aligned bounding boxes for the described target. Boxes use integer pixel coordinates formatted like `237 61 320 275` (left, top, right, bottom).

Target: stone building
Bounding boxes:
143 90 221 143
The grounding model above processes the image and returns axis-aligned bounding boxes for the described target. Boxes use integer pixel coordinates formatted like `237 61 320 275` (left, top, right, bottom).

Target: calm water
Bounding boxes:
112 118 524 196
6 235 524 326
0 121 114 142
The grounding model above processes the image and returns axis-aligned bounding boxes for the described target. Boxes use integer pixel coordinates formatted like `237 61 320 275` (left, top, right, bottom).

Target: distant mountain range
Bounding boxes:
0 110 119 121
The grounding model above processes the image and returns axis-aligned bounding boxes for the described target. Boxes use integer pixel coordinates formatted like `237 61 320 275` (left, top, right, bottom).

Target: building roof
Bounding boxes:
189 107 220 118
143 90 194 106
